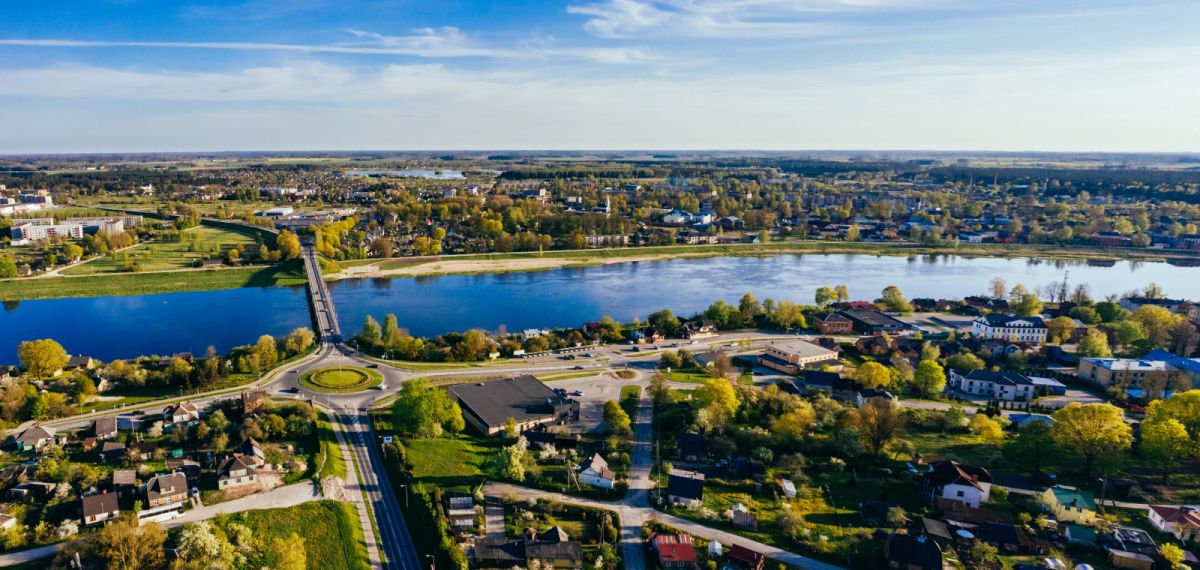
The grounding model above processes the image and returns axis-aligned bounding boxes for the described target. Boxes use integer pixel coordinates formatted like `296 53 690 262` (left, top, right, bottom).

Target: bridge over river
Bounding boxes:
300 242 342 343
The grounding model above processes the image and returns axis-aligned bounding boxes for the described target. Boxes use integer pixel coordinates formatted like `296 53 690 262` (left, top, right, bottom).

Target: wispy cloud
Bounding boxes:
566 0 944 38
0 28 659 64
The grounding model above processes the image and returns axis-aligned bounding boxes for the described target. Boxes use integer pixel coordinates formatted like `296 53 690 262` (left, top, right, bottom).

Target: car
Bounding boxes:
290 370 299 373
573 365 584 370
378 384 387 390
752 371 762 375
688 340 698 344
583 353 594 357
631 346 640 352
22 460 37 466
573 390 584 396
367 364 379 369
130 410 144 416
282 387 300 393
191 487 199 497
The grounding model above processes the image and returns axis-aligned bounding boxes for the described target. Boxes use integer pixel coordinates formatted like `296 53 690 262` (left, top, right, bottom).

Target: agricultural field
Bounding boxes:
61 226 256 275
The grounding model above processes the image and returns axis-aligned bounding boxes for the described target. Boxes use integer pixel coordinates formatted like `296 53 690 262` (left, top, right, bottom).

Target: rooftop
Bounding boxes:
764 340 837 359
447 375 578 429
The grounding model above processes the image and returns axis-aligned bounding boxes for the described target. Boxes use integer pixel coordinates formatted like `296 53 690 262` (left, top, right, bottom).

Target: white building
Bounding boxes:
578 454 615 489
971 314 1047 343
263 207 294 218
948 370 1037 401
922 461 993 508
662 210 692 224
1148 505 1200 541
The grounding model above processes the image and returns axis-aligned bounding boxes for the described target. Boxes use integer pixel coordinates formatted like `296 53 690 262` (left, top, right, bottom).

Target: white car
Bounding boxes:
573 390 584 396
688 340 698 345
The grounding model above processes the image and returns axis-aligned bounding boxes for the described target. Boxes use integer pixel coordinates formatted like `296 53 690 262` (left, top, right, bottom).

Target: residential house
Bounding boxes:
1093 231 1133 247
578 453 616 489
1148 505 1200 541
856 336 891 356
1043 485 1096 524
665 469 704 507
857 388 895 408
971 314 1048 343
10 482 56 499
474 539 529 567
146 473 188 507
732 511 758 532
91 417 118 440
81 492 120 526
242 389 268 415
1108 550 1155 570
238 438 266 467
756 340 839 375
217 455 259 489
112 470 137 497
525 540 584 569
983 522 1032 552
651 533 698 570
922 461 993 508
66 355 95 371
799 372 863 401
14 425 58 452
947 370 1036 401
163 401 200 430
581 322 603 339
676 433 707 461
1119 297 1187 314
101 442 126 463
82 437 98 452
679 320 718 339
814 313 854 334
633 326 665 344
885 534 942 570
729 544 764 570
158 353 194 367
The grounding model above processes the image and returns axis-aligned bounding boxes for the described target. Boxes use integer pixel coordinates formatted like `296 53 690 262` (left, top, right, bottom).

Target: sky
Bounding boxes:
1 0 1199 153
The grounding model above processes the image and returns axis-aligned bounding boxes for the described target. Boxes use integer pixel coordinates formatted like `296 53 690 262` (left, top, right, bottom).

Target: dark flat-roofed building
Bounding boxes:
448 375 580 436
841 310 911 335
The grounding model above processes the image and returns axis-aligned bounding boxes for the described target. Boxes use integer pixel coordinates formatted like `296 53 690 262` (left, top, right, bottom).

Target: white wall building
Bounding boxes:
971 314 1048 343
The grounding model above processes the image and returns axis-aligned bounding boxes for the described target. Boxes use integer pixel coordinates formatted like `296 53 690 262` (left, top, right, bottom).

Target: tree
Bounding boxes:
943 405 967 432
1108 320 1146 351
969 414 1004 446
1076 329 1113 358
857 398 905 457
447 403 466 438
814 287 834 309
696 377 739 416
369 237 393 258
276 229 302 260
1012 286 1044 317
283 327 316 355
63 243 83 261
837 426 864 459
1141 418 1189 484
912 360 946 397
1160 544 1186 570
176 521 234 567
1134 305 1183 345
648 309 680 336
988 277 1007 300
1051 403 1133 477
391 378 457 438
411 236 442 256
834 285 850 303
91 515 166 570
0 257 16 278
854 362 892 389
880 285 912 312
17 339 69 379
886 506 908 530
1094 301 1124 323
1045 316 1077 344
967 540 998 565
494 436 528 481
770 300 806 331
271 532 307 570
254 335 278 368
1069 306 1102 325
1145 391 1200 442
602 401 632 433
1005 420 1056 472
777 511 804 538
945 353 985 371
648 372 671 406
360 315 382 346
739 292 762 315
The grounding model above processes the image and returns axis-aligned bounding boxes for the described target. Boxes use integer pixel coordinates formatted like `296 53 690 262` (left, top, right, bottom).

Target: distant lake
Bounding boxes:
346 170 466 179
2 254 1196 364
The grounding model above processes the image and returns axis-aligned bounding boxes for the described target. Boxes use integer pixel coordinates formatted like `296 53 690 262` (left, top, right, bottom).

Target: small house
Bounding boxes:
665 469 704 508
708 541 722 557
1043 485 1095 524
14 425 59 452
145 472 187 507
526 540 583 569
732 511 758 531
66 355 95 371
81 492 120 526
112 470 138 497
578 453 615 490
780 479 796 499
1064 525 1097 546
856 336 891 356
651 533 698 570
1108 549 1154 570
676 433 707 461
91 417 118 440
885 534 941 570
216 455 259 489
922 461 993 508
101 442 127 463
633 326 665 344
679 320 717 339
163 401 200 429
729 544 764 570
9 481 56 499
1148 505 1200 542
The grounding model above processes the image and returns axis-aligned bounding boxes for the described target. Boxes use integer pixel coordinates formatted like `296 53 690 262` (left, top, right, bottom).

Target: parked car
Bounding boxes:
573 390 584 396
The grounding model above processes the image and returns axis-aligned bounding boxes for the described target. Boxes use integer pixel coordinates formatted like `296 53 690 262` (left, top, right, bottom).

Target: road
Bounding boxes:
301 242 342 343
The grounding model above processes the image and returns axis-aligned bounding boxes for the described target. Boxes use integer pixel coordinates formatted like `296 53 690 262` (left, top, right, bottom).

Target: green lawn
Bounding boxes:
299 366 383 393
663 367 716 384
61 226 256 275
620 386 641 418
0 259 308 300
403 436 500 489
228 501 370 570
317 411 348 479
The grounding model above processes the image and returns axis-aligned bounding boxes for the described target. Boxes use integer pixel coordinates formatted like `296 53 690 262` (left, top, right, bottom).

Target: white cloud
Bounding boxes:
566 0 939 38
0 46 1198 153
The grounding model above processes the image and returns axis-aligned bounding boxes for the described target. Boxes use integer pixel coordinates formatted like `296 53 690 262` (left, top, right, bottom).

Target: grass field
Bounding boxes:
61 226 255 275
620 385 641 418
0 259 308 300
300 366 383 393
317 410 348 479
227 501 370 570
403 436 501 490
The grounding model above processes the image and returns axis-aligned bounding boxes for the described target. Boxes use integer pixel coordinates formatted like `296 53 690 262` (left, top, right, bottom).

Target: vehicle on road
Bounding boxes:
290 370 298 373
367 364 379 368
378 384 387 390
688 340 698 344
572 365 584 370
130 410 144 416
573 390 584 396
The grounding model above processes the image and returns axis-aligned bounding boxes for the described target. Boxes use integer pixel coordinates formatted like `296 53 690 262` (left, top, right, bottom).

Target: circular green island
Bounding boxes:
299 366 383 393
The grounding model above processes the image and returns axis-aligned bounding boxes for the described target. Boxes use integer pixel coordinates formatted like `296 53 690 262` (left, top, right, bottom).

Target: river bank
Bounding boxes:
0 259 308 300
323 240 1200 281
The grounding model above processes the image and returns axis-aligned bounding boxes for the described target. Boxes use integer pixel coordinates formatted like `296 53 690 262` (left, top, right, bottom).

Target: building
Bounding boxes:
112 470 137 497
665 469 704 507
679 320 717 339
1119 297 1187 314
1077 357 1179 388
447 375 580 436
633 326 665 344
81 492 120 526
922 461 993 508
947 370 1036 401
676 433 706 461
91 417 118 440
473 538 583 569
1148 505 1200 541
799 371 862 400
729 544 764 570
1043 485 1095 524
756 340 838 375
66 355 95 370
447 496 476 533
1092 231 1133 247
163 401 201 430
732 511 759 532
857 388 895 408
578 453 615 489
14 425 58 452
856 336 891 356
651 533 698 570
217 455 259 489
814 312 854 334
159 353 194 367
885 534 942 570
10 482 57 499
1108 549 1155 570
526 540 583 569
972 314 1048 343
11 217 126 243
146 473 188 507
242 389 268 415
840 310 911 335
101 442 126 462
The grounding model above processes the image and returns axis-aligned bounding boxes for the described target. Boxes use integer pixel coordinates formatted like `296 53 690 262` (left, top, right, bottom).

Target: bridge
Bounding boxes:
301 242 342 343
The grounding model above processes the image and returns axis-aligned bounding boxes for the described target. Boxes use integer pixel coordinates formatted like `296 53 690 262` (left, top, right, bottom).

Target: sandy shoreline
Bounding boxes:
325 252 716 280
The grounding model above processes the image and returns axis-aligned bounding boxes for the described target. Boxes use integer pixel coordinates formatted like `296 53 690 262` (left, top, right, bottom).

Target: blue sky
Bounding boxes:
1 0 1198 153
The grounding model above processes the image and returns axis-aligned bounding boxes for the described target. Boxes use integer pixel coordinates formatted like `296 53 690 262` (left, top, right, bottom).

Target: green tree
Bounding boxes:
945 353 985 371
390 377 457 438
381 314 400 346
276 230 301 260
857 398 905 457
0 257 17 278
92 515 167 570
912 360 946 397
696 377 740 416
1093 301 1124 323
1076 329 1113 358
648 309 680 336
854 362 892 389
271 532 307 570
834 285 850 302
1108 320 1146 351
1134 305 1184 345
814 287 834 309
1004 420 1056 473
648 372 672 406
62 243 84 261
603 400 632 433
17 339 69 379
1160 544 1186 570
738 292 762 315
1045 316 1077 344
880 285 912 312
1051 403 1133 477
360 315 382 346
1141 418 1190 484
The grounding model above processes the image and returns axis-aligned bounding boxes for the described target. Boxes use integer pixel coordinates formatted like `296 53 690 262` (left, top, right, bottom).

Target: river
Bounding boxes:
1 254 1196 364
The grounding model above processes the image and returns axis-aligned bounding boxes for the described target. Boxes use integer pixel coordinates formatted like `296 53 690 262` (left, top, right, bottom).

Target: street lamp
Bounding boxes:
426 554 436 570
399 484 409 508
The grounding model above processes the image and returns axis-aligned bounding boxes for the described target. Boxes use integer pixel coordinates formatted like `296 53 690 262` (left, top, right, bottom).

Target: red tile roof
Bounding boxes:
653 533 697 563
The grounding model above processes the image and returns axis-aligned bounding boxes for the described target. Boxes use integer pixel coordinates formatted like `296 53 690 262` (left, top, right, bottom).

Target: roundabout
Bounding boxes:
299 365 384 393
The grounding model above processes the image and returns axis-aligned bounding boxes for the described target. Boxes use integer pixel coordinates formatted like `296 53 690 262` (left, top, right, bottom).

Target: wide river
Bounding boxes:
1 254 1196 364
